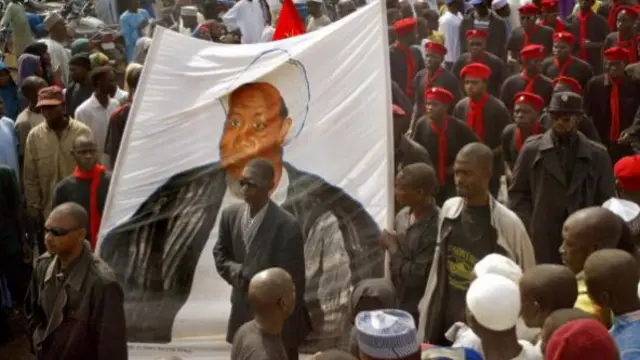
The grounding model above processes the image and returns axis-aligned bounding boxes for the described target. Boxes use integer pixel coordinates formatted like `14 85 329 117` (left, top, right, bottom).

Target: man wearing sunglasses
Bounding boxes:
25 202 127 360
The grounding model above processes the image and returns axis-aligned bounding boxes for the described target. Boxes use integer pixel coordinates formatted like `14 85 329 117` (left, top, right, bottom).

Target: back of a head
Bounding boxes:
247 267 294 312
564 207 622 248
51 202 89 231
90 66 113 88
520 264 579 312
545 319 618 360
584 249 640 302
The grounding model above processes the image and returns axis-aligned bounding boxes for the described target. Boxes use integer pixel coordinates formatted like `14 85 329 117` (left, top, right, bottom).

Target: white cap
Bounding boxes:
602 198 640 223
180 6 198 16
491 0 509 10
356 309 420 359
473 253 522 284
466 274 521 331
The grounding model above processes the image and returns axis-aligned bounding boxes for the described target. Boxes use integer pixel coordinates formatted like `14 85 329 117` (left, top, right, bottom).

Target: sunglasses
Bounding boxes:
44 226 79 237
239 178 259 188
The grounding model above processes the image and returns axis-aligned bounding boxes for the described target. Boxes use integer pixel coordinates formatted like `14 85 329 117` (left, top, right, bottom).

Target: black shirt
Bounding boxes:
231 321 288 360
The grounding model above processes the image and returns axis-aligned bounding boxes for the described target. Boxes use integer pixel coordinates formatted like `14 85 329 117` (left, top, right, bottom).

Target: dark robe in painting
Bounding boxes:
499 73 554 113
412 116 480 205
565 12 610 74
508 131 615 264
539 111 602 143
98 162 382 343
412 67 462 119
390 45 426 99
584 74 640 163
506 25 555 60
213 201 311 354
459 13 508 60
452 96 510 196
541 56 594 92
452 51 506 97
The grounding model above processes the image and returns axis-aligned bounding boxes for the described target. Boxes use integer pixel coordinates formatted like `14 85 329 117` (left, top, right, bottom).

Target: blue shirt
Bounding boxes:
611 309 640 360
0 117 19 179
120 9 151 62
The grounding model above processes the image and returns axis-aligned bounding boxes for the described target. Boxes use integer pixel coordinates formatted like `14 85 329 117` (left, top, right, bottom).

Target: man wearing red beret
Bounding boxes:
412 42 462 121
585 46 640 163
453 63 509 197
501 92 545 174
390 18 426 100
458 0 508 60
451 29 506 97
539 0 567 32
604 6 639 63
413 87 479 205
499 44 554 113
565 0 609 74
541 31 594 91
615 155 640 207
506 3 554 62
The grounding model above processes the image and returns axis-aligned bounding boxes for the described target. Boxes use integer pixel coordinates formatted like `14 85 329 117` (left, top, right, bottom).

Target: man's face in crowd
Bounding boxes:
41 104 66 125
72 139 99 171
617 12 634 32
540 9 557 23
220 83 291 173
182 15 198 29
394 172 424 208
425 99 447 120
496 5 511 18
454 154 487 199
70 64 88 83
552 41 572 59
468 39 485 57
513 103 538 130
524 58 542 73
424 51 443 69
44 211 85 257
99 69 118 97
473 3 488 16
520 14 537 28
579 0 594 11
605 59 626 78
463 77 486 97
549 111 579 137
239 164 273 206
560 224 592 274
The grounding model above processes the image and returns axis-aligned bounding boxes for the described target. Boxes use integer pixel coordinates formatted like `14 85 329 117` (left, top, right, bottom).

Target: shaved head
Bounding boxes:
520 264 578 328
50 202 88 230
584 249 640 315
564 207 622 248
248 267 295 313
397 163 437 194
456 142 494 175
72 135 97 149
245 158 275 187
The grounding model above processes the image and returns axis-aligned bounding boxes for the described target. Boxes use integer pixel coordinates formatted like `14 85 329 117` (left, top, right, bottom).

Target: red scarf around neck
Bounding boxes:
554 56 574 76
395 41 416 98
429 116 450 185
577 10 592 60
467 92 490 141
521 71 540 92
515 122 542 150
609 75 622 141
424 67 444 92
618 33 638 63
73 164 106 250
524 24 540 46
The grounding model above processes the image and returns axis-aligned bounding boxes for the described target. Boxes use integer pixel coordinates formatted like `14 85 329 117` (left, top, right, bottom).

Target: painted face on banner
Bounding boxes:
219 82 292 172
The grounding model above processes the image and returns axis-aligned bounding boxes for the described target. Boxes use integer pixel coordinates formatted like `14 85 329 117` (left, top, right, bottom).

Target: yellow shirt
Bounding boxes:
575 275 612 328
24 118 92 218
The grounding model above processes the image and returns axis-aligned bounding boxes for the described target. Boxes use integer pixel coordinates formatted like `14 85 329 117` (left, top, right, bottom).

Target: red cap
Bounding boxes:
393 17 417 36
614 155 640 191
460 62 492 79
604 46 630 62
425 42 448 56
520 44 545 60
553 76 583 93
425 87 454 104
615 5 638 19
546 319 618 360
553 31 575 45
392 104 406 116
634 5 640 14
540 0 557 11
519 3 540 15
465 28 489 40
514 91 545 111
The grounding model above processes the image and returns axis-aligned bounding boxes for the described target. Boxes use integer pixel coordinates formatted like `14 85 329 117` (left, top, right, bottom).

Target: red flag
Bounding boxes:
272 0 306 41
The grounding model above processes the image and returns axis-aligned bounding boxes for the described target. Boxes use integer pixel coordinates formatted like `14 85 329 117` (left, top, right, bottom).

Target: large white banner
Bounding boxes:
98 3 391 358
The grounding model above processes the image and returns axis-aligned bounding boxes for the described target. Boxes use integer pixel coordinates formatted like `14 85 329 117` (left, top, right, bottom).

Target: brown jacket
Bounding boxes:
25 242 127 360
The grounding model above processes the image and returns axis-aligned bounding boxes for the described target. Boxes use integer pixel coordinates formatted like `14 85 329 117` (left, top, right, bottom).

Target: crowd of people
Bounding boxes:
1 0 640 358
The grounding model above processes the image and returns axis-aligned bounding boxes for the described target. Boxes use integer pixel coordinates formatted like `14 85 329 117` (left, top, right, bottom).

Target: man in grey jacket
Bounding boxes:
417 142 536 344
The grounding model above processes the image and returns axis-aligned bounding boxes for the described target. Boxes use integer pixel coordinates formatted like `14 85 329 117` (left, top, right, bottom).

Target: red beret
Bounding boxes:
520 44 545 60
392 104 406 116
553 31 575 45
604 46 630 62
393 17 417 36
465 28 489 40
425 42 448 56
514 91 545 111
553 76 583 93
425 87 454 104
614 155 640 191
460 62 492 79
540 0 557 11
615 5 638 19
634 5 640 14
546 319 618 360
519 3 540 15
